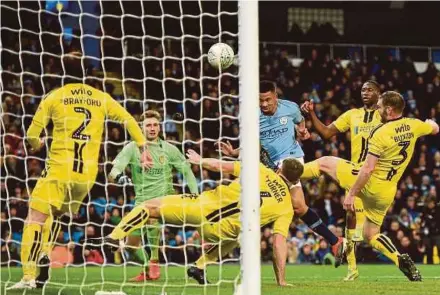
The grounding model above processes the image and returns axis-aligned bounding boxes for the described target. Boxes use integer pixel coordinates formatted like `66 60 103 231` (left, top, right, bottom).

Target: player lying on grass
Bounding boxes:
7 52 153 290
217 80 344 264
300 80 382 280
301 91 439 281
108 110 198 281
97 149 304 286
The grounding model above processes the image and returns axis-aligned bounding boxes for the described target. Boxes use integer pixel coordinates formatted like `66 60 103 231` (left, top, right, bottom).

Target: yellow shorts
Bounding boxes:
30 167 95 215
336 159 396 226
158 193 241 243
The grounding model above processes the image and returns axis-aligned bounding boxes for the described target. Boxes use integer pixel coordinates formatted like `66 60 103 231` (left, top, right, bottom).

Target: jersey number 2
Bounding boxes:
71 107 91 173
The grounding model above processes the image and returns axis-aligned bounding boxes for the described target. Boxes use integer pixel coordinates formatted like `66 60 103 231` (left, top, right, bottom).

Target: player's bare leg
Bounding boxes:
363 220 421 281
7 208 49 290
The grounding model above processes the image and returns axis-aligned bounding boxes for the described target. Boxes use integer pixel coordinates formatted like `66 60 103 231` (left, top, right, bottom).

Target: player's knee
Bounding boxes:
143 200 161 218
293 203 308 217
362 221 379 242
317 156 337 174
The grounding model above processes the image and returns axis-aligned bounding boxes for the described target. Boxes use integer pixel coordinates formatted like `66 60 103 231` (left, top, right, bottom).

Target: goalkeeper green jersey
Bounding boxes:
110 139 198 204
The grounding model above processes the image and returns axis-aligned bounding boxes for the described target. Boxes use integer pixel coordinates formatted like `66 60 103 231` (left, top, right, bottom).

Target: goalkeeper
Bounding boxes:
109 110 198 282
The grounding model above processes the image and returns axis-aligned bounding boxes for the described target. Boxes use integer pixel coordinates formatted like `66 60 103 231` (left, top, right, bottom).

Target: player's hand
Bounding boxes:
117 175 132 186
215 140 238 157
28 138 45 154
300 100 315 115
296 128 310 141
140 147 153 169
343 195 355 212
186 149 202 164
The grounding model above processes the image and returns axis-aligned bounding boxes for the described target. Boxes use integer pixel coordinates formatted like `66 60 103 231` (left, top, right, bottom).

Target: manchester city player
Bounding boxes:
218 81 344 262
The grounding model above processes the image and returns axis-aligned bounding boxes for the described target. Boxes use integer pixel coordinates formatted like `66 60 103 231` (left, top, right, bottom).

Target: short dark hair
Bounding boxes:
62 51 84 80
260 80 276 93
364 80 380 92
381 91 405 114
281 158 304 184
140 110 162 122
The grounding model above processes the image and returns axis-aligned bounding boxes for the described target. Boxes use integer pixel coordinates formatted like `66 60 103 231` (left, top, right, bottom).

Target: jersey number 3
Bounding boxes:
387 140 410 181
71 107 91 173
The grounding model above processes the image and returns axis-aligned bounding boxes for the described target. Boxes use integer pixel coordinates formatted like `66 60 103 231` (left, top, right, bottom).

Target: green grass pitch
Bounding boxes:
1 264 439 295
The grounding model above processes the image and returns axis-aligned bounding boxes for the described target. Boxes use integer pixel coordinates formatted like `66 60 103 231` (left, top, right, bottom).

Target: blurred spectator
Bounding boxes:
315 239 334 265
297 242 315 264
420 197 440 264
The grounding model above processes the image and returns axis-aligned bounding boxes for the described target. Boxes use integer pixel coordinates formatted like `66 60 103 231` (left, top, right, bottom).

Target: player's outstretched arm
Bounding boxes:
272 233 289 286
425 119 439 135
186 149 234 174
301 101 339 139
105 95 153 168
215 140 240 158
108 143 134 183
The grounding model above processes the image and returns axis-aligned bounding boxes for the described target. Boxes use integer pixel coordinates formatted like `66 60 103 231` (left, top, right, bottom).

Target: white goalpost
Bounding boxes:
0 0 261 293
237 1 260 295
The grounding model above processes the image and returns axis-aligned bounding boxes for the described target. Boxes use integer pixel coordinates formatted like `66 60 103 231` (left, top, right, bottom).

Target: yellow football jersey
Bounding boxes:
201 162 293 237
27 83 146 178
367 117 433 184
333 108 382 164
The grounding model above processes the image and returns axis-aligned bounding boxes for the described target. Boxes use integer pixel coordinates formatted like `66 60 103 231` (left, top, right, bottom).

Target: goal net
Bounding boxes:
1 1 259 294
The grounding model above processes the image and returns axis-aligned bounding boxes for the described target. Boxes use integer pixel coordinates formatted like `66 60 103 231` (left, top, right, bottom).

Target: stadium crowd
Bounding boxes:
2 37 440 267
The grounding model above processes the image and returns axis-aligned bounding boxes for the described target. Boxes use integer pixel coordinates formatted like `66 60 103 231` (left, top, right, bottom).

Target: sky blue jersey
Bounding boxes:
260 99 304 161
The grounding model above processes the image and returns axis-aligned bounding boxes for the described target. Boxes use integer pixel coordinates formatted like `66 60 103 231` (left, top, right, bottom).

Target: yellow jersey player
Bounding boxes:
302 91 439 281
8 79 152 290
300 80 382 280
99 149 303 286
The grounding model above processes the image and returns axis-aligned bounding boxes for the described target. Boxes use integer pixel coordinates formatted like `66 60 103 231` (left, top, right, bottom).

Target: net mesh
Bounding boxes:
1 0 240 293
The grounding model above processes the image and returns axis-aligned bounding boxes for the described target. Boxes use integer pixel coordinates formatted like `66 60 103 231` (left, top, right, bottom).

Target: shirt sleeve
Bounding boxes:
232 161 241 177
333 109 352 133
272 211 294 237
105 94 147 146
367 130 386 158
109 142 135 179
170 145 199 194
289 101 304 124
415 120 434 137
26 90 56 150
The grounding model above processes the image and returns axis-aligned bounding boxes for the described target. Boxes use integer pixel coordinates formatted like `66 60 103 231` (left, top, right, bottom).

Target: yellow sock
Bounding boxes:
21 223 43 281
301 160 321 180
345 229 357 271
370 233 400 266
41 215 61 257
195 240 238 269
110 206 149 240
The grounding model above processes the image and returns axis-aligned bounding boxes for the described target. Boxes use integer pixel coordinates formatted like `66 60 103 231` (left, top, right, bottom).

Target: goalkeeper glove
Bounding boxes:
115 174 132 186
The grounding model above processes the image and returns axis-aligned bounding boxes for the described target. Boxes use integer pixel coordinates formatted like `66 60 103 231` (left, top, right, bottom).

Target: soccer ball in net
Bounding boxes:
207 42 235 70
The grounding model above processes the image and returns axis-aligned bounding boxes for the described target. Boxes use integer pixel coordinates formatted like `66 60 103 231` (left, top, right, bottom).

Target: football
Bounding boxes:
207 42 235 70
